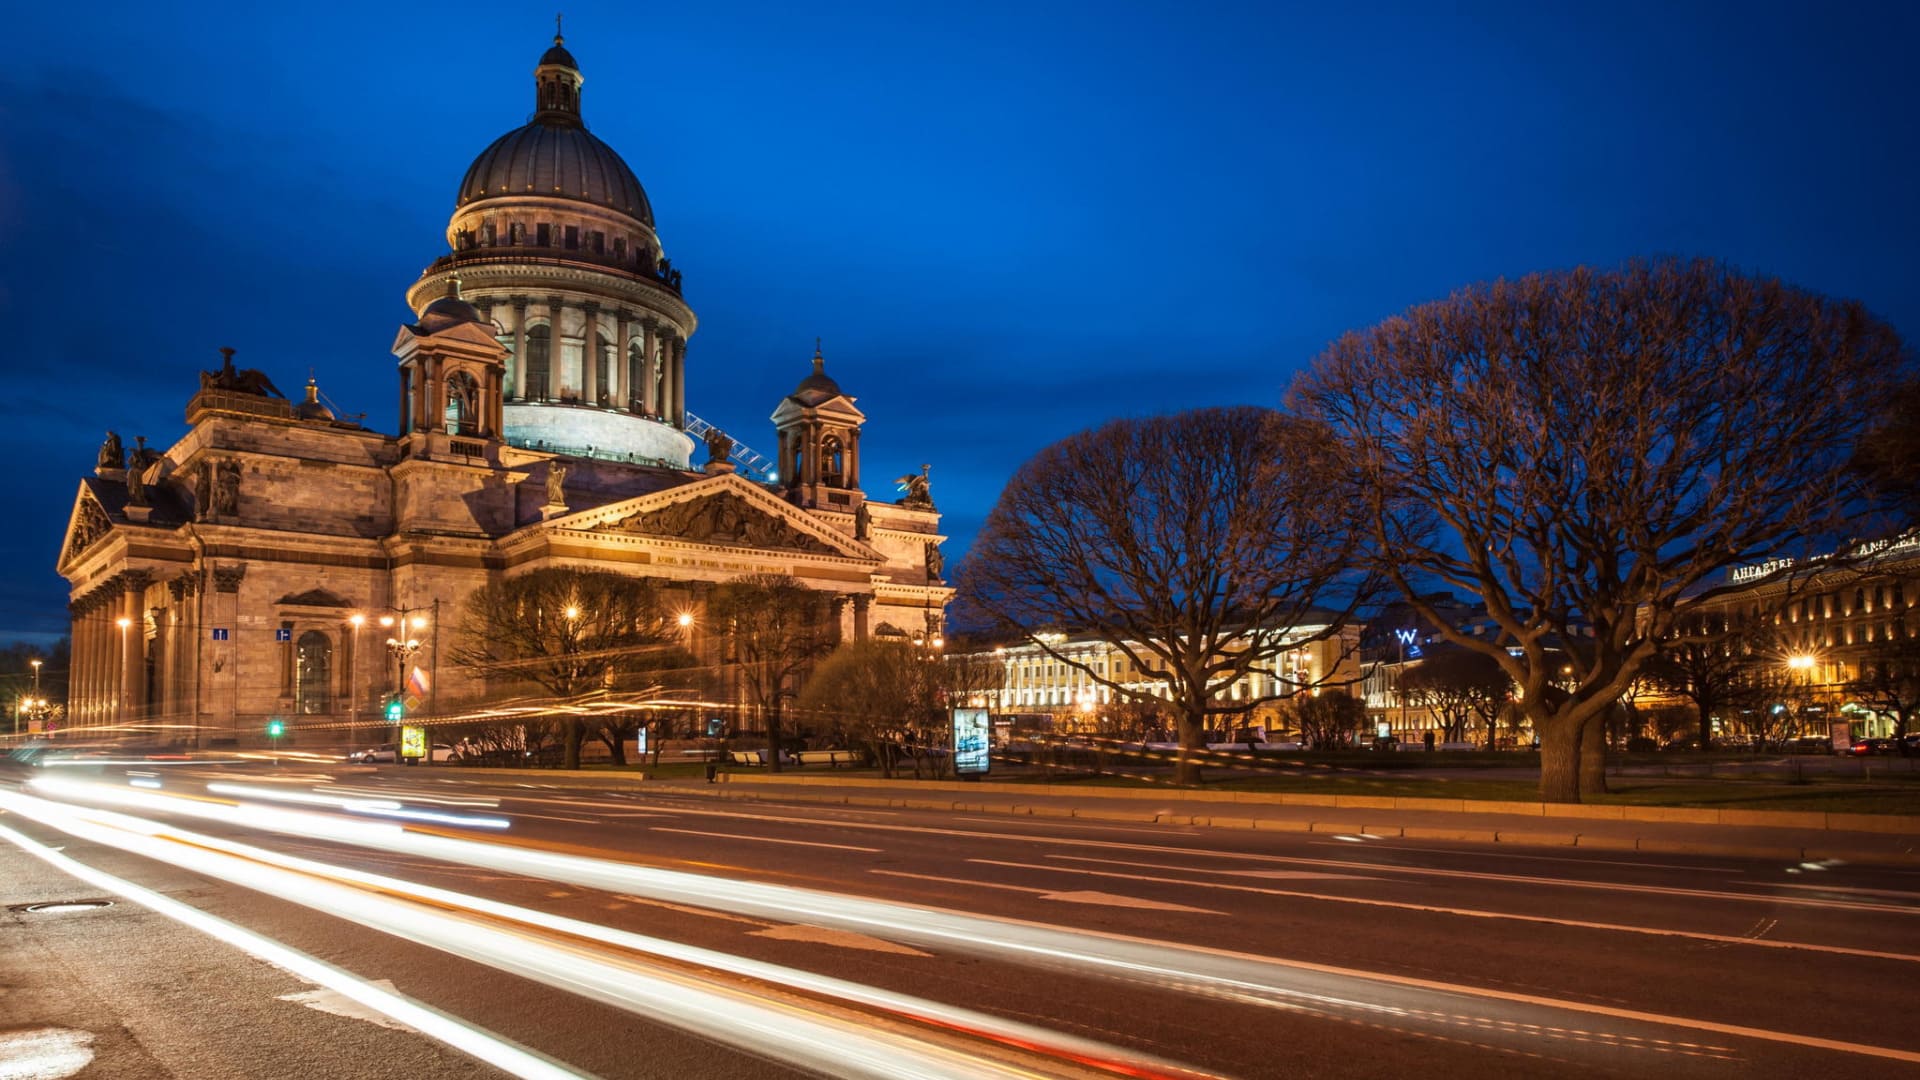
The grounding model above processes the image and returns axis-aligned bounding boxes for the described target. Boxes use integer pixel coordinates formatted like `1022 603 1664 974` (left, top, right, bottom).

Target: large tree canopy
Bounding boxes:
956 405 1378 783
1290 257 1911 801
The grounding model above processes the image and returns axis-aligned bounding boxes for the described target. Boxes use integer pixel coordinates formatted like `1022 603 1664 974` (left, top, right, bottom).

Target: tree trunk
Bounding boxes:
1578 710 1609 797
1536 713 1582 803
1696 693 1715 752
766 708 784 773
1174 709 1205 786
563 717 584 770
605 725 627 767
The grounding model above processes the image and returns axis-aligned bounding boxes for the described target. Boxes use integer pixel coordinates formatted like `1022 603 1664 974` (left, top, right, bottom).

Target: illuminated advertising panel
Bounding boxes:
400 726 427 760
952 708 991 776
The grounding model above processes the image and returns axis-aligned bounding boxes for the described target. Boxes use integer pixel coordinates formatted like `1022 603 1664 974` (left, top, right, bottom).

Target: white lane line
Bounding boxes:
650 827 880 853
749 925 935 956
969 857 1920 964
504 812 607 825
871 870 1222 914
279 981 418 1031
0 1027 93 1080
612 895 773 926
0 822 588 1080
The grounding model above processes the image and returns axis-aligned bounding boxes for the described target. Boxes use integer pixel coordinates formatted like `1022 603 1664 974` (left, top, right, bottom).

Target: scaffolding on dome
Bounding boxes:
683 413 778 483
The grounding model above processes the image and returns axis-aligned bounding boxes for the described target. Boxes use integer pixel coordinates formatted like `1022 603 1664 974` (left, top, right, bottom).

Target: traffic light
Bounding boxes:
266 719 285 738
385 697 404 723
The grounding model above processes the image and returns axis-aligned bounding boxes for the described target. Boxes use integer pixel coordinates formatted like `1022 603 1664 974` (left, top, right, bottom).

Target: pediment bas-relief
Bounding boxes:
63 499 112 566
595 492 840 556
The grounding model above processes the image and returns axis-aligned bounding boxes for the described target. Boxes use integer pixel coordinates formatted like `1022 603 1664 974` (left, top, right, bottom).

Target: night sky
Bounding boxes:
2 1 1916 643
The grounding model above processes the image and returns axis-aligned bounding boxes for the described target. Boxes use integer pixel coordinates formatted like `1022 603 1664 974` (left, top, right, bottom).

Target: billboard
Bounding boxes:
952 708 991 776
400 726 427 760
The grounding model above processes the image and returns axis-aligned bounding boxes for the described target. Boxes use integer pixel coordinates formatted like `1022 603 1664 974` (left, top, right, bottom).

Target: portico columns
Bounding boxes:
120 572 150 724
511 297 529 400
640 320 659 417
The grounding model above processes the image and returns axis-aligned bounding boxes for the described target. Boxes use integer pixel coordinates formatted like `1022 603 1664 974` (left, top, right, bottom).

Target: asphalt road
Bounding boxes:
3 760 1918 1079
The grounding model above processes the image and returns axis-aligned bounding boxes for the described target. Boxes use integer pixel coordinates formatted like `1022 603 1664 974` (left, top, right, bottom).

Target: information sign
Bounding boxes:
952 708 991 776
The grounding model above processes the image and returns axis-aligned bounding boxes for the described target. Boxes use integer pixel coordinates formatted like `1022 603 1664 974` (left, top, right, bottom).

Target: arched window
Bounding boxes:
594 332 612 406
821 435 844 486
295 631 332 715
526 324 551 400
445 371 479 435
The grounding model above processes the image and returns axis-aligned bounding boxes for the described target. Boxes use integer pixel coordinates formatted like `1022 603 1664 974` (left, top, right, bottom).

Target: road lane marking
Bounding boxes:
871 870 1222 914
650 827 880 853
0 1027 94 1080
279 981 419 1031
0 822 588 1080
750 924 935 956
967 857 1920 964
613 895 773 926
503 812 607 825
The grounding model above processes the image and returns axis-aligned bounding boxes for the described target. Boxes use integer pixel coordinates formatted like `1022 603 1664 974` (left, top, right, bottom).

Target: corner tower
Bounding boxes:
406 29 696 468
772 343 866 512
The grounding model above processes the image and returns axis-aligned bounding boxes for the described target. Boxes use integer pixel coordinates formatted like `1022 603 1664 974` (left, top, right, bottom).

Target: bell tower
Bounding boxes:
771 342 866 511
391 279 508 457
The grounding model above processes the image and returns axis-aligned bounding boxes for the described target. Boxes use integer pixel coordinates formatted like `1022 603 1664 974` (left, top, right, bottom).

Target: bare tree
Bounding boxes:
796 639 937 777
708 574 836 772
1285 692 1367 751
1291 257 1911 802
957 406 1378 784
449 568 684 769
1399 644 1510 744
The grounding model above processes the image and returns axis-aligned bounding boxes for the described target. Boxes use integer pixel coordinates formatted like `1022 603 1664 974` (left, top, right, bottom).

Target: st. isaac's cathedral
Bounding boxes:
55 33 949 744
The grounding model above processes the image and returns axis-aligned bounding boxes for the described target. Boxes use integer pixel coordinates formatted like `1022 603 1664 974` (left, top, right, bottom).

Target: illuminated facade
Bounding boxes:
965 624 1360 736
55 34 948 746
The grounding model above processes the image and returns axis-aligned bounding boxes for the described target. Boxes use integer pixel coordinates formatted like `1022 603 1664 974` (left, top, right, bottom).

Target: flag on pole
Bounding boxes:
408 665 431 698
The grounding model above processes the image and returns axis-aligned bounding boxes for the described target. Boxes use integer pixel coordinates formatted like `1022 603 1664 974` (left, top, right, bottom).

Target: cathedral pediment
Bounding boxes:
552 475 875 561
59 491 114 571
596 490 842 554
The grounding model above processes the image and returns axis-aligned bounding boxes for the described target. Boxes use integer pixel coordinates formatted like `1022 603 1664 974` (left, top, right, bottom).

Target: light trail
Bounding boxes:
0 790 1209 1080
0 820 588 1080
21 775 1920 1068
204 781 511 828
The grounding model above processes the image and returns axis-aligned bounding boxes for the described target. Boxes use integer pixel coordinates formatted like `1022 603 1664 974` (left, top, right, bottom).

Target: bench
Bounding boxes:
794 750 863 768
729 750 764 766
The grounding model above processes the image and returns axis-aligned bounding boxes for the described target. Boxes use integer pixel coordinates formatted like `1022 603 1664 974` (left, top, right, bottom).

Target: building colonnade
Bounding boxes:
477 295 688 427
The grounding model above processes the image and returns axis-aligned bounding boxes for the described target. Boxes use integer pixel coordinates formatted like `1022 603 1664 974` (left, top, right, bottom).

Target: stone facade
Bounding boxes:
55 35 948 748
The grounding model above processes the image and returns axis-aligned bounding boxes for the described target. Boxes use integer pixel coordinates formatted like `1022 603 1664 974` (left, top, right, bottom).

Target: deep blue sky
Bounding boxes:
1 1 1916 642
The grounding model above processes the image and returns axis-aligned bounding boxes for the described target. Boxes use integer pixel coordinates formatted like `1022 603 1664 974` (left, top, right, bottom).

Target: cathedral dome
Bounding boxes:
453 34 654 226
456 124 653 224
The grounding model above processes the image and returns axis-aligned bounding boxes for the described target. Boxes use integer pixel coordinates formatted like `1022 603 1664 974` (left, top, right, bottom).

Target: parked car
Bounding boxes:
1849 738 1897 756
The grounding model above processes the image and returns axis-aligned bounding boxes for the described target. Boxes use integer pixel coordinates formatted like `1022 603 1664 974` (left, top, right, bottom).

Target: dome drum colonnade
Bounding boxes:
403 32 694 461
